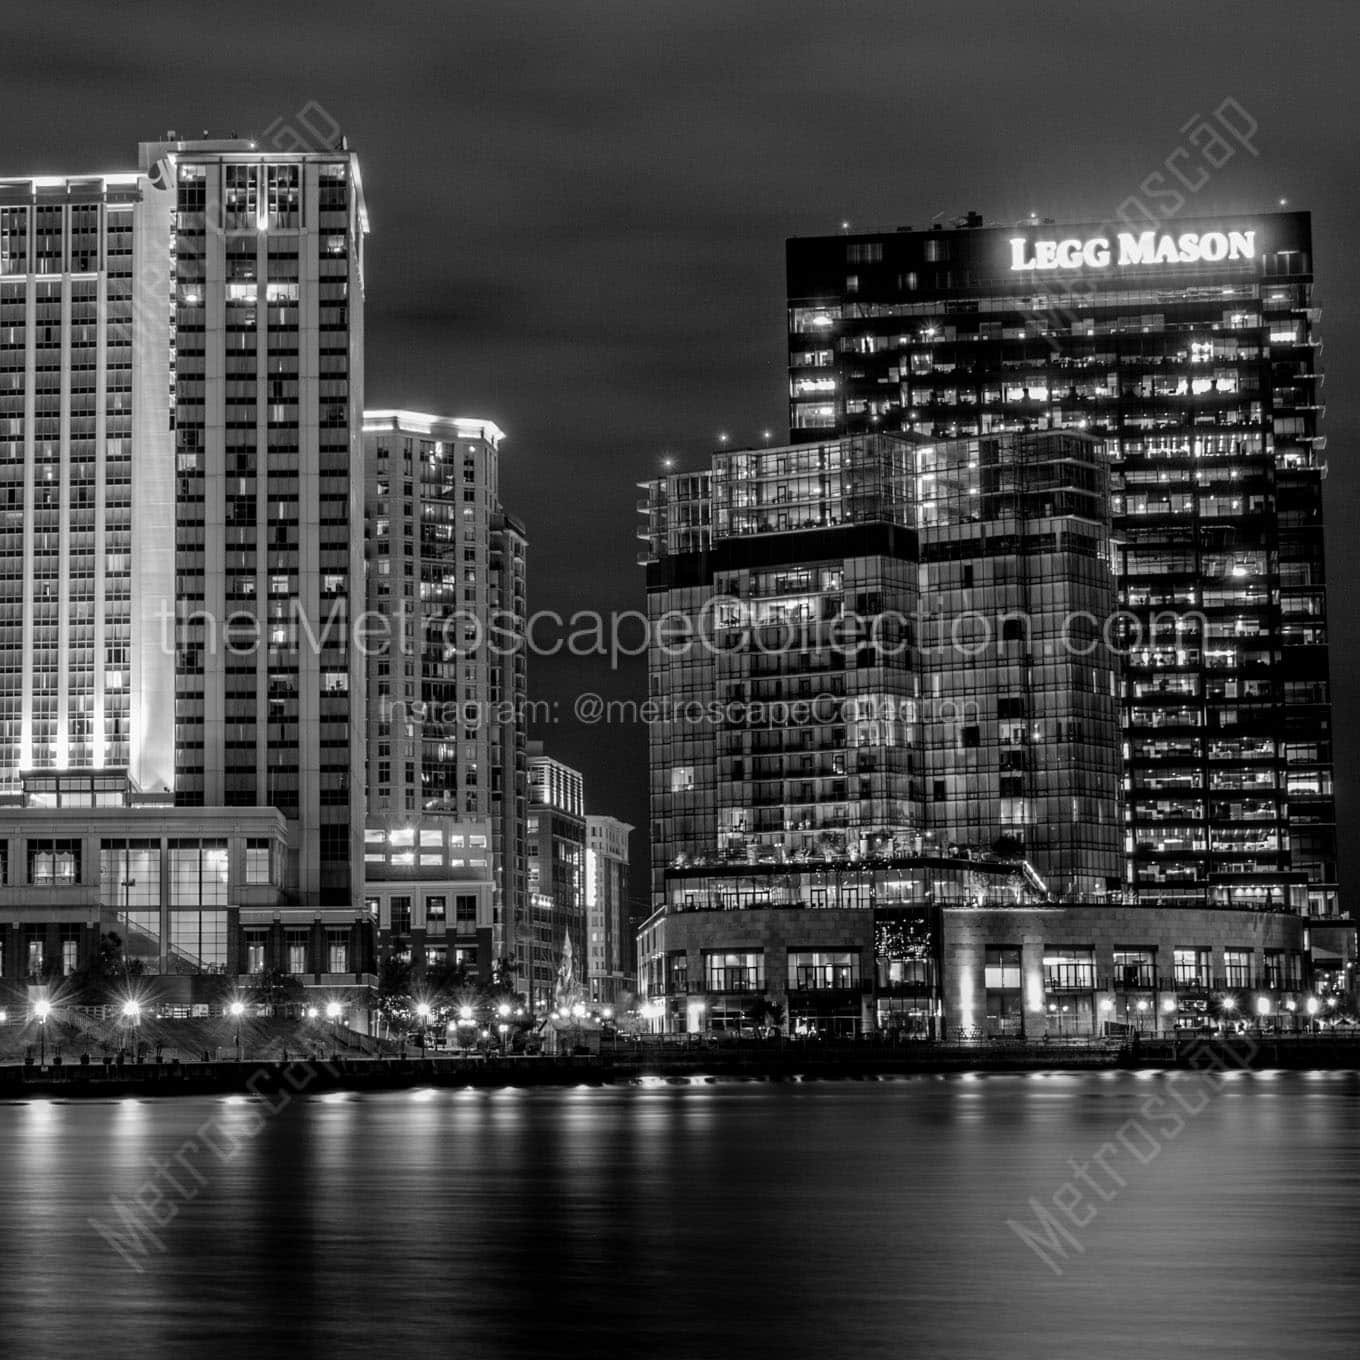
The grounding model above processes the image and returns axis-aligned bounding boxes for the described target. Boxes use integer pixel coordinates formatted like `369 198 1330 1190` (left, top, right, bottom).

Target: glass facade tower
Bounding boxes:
639 429 1122 903
786 212 1336 916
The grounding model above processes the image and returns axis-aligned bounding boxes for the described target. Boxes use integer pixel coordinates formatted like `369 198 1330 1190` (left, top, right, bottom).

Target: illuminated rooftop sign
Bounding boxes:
1008 229 1256 271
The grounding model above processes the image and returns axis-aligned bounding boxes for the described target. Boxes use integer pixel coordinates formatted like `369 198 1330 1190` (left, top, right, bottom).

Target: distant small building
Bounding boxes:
586 815 633 1006
527 744 585 1009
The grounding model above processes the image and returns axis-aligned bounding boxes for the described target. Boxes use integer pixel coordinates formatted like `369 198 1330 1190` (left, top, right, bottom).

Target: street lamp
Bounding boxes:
1255 996 1271 1032
1306 996 1320 1034
121 999 141 1064
229 999 245 1061
415 1002 432 1052
35 998 51 1066
1221 995 1237 1032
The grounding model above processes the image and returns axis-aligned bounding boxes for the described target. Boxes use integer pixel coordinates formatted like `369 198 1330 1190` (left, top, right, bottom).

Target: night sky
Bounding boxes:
6 0 1360 900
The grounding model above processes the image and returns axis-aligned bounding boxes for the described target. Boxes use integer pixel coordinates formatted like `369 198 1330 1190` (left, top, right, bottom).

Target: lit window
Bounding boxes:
245 838 273 886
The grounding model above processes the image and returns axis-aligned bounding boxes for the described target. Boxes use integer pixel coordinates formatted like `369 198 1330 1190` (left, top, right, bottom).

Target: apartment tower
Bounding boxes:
360 410 528 985
0 133 374 998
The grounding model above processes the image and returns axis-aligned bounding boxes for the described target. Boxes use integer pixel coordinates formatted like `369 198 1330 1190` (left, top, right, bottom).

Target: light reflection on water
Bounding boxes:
1 1072 1359 1359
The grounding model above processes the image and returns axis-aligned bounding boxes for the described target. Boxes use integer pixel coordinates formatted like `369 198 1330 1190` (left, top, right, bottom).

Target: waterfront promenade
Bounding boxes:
4 1032 1360 1097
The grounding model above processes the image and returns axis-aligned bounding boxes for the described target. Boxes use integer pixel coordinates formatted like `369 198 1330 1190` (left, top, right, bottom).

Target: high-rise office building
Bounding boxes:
638 429 1121 900
526 743 585 1008
634 427 1310 1038
360 410 528 984
0 134 376 1000
786 211 1336 916
635 434 1317 1039
585 815 633 1005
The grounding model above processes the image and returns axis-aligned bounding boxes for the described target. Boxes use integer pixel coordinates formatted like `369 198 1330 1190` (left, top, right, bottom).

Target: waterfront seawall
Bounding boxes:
3 1034 1359 1097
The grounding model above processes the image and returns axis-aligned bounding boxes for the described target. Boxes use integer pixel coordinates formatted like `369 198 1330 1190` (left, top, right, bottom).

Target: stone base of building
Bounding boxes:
638 899 1352 1041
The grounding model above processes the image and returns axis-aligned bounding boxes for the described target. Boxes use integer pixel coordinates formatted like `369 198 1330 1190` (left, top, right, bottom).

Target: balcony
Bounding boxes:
1171 974 1214 992
699 975 764 995
302 972 378 991
1042 970 1097 993
1103 970 1158 991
